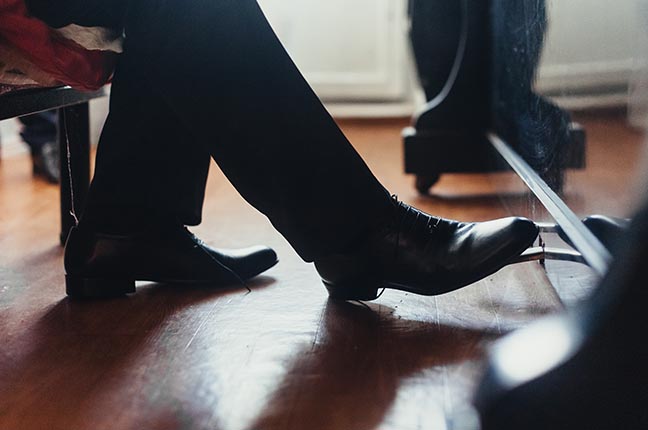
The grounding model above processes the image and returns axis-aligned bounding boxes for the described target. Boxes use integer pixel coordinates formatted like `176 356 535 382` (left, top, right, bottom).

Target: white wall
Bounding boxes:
538 0 645 95
258 0 411 103
261 0 647 109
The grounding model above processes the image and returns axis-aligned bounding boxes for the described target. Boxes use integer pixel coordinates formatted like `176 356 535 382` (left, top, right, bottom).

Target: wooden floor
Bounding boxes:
0 113 641 430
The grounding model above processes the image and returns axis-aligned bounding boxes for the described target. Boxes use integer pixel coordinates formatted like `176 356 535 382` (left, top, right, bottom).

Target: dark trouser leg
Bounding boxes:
116 0 393 261
32 0 393 261
25 0 129 29
25 0 210 227
83 66 211 229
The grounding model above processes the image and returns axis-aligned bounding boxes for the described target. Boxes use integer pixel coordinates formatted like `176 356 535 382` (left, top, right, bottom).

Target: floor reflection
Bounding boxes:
0 281 270 430
249 300 498 430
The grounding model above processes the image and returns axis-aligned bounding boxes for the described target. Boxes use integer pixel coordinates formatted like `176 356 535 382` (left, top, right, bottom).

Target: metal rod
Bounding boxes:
489 133 611 276
536 222 558 234
515 247 587 265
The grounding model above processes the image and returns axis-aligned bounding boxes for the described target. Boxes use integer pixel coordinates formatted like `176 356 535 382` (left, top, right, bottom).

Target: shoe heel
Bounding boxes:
323 279 380 301
66 275 136 298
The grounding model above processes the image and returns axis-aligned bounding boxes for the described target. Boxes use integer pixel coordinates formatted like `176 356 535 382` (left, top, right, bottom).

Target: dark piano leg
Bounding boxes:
58 103 91 245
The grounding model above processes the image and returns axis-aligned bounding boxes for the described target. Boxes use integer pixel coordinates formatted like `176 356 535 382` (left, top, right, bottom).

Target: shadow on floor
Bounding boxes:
249 299 499 430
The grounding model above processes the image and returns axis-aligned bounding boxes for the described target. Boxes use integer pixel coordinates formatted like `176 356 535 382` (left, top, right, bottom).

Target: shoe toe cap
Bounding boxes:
510 217 539 245
214 245 279 280
484 217 539 256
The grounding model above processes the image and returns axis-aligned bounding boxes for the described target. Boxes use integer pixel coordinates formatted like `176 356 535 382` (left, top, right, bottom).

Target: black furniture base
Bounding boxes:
404 0 586 194
0 86 105 244
404 124 587 193
403 129 501 193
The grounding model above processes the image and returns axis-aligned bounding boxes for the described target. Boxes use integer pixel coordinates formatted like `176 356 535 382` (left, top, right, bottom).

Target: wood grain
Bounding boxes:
0 112 639 430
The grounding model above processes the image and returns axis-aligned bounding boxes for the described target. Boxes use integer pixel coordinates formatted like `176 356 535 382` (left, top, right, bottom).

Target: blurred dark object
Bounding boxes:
404 0 585 194
557 215 631 255
490 0 577 192
473 201 648 429
31 140 60 184
19 110 60 183
404 0 494 193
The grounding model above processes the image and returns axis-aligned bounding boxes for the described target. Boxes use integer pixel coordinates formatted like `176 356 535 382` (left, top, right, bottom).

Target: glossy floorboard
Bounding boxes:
0 114 638 430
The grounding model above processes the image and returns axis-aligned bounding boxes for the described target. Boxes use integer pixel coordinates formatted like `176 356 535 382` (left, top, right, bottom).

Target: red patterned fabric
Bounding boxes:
0 0 115 90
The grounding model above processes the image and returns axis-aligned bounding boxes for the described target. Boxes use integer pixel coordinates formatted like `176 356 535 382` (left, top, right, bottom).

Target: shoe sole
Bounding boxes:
66 258 279 299
324 234 538 302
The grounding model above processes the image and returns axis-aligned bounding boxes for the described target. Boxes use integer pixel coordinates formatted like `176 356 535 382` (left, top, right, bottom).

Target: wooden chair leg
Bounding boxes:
59 103 91 246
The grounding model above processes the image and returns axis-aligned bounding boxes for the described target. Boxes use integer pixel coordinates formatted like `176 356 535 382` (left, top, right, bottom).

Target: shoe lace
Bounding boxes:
183 227 251 293
390 194 441 255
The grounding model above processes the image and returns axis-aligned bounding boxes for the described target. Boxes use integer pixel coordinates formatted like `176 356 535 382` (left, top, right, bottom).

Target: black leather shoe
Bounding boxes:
64 224 278 298
32 141 60 184
315 197 538 301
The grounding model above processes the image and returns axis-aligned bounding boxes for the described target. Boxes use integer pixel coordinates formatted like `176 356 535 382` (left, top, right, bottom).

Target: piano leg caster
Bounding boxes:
415 173 441 194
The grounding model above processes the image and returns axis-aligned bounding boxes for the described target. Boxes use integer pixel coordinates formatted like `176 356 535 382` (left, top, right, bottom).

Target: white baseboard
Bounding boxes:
537 60 634 93
325 100 417 119
549 92 629 111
